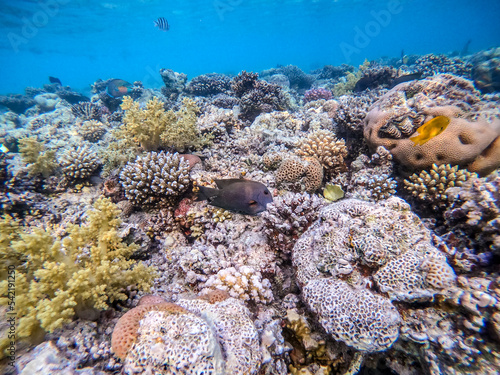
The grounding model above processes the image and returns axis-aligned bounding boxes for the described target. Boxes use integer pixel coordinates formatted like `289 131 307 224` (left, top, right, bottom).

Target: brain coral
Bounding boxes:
364 74 500 175
120 151 190 206
292 197 456 350
112 295 262 374
275 156 323 193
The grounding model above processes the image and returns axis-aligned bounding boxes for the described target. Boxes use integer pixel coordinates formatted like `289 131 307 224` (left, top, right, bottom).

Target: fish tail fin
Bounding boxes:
196 186 218 202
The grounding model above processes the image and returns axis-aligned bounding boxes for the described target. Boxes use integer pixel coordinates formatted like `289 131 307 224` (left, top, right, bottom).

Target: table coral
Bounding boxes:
120 151 190 206
364 74 500 175
0 198 156 357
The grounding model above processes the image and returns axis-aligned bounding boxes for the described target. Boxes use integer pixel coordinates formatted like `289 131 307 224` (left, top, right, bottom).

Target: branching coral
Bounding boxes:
120 151 190 207
120 96 211 152
78 120 106 142
404 164 476 210
296 129 348 174
59 144 101 183
18 136 56 178
0 198 157 357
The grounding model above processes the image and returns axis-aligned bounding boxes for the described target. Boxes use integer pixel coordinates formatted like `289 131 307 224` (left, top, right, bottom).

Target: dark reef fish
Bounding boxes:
389 72 423 88
154 17 169 31
106 79 133 98
49 76 62 85
197 178 273 215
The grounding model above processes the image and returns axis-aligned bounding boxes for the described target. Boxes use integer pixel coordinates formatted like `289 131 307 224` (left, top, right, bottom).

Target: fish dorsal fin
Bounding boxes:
214 178 247 189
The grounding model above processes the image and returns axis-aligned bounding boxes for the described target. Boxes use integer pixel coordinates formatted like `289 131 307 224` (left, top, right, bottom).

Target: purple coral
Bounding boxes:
303 88 332 103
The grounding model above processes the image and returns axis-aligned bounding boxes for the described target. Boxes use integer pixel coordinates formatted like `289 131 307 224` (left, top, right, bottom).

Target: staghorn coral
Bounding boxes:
200 265 274 304
296 129 347 173
77 120 106 142
59 144 101 183
275 155 324 193
0 198 156 357
364 74 500 175
404 163 476 210
261 192 325 254
120 96 211 152
18 136 56 178
120 151 190 207
111 295 262 374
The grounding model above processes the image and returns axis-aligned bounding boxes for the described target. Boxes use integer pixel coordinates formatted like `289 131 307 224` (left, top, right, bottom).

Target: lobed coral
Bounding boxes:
120 151 190 206
364 74 500 175
296 129 348 173
59 144 101 183
112 295 262 374
404 163 476 210
0 198 156 356
200 265 274 304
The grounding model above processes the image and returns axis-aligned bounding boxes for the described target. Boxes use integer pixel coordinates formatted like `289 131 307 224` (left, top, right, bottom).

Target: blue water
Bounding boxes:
0 0 499 95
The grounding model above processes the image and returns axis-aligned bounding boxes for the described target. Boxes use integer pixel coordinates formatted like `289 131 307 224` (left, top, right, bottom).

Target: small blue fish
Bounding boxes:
154 17 169 31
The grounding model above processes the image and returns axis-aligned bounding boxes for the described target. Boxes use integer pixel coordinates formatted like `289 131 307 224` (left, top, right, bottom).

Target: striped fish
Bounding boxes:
154 17 169 31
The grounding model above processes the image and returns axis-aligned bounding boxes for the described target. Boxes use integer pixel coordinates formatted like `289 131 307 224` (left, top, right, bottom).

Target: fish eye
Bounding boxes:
264 190 269 195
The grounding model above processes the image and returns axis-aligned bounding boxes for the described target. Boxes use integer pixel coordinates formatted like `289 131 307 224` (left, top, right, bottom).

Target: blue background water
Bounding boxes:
0 0 499 95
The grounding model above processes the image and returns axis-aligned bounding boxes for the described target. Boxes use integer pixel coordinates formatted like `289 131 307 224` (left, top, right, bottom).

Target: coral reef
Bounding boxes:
159 68 187 97
0 94 35 113
0 198 156 356
18 137 56 178
120 151 190 206
414 54 472 78
471 47 500 93
364 74 500 175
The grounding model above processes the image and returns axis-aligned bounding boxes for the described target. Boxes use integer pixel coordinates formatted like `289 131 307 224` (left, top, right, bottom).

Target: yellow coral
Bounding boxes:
0 198 157 357
18 136 56 177
120 96 211 152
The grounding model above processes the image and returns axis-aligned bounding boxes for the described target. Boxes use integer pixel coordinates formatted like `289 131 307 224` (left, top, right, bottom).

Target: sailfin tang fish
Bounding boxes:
410 116 450 146
197 178 273 215
154 17 169 31
49 76 62 85
106 79 133 98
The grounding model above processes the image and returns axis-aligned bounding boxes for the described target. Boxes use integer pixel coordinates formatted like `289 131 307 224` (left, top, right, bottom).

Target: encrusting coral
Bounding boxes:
0 198 157 357
120 96 211 152
120 151 190 206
